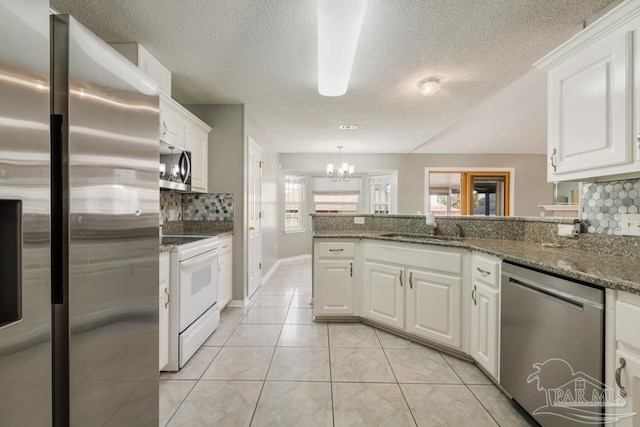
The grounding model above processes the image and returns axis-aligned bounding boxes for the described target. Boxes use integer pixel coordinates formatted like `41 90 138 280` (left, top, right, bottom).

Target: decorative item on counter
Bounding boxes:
425 212 436 226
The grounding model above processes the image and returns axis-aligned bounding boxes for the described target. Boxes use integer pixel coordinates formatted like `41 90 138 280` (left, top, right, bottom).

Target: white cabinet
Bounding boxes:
313 241 356 317
217 236 233 309
109 42 172 95
612 291 640 425
535 2 640 182
185 119 209 193
362 261 404 329
361 241 464 350
159 252 170 371
469 253 501 380
159 94 186 148
406 268 461 349
159 93 211 192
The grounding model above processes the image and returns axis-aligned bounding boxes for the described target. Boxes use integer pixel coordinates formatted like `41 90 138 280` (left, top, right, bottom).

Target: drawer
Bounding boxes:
317 241 355 258
471 253 500 287
217 237 232 255
616 293 640 349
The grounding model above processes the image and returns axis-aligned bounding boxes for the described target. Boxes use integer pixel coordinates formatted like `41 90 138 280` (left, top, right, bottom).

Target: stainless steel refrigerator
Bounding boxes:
0 1 160 425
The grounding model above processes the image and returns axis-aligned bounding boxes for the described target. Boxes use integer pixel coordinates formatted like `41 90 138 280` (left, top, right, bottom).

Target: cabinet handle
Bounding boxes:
471 285 477 306
476 267 491 276
350 262 353 277
164 288 169 309
550 148 557 172
328 248 344 252
399 270 403 287
615 357 627 398
409 272 413 289
222 245 229 249
162 121 167 138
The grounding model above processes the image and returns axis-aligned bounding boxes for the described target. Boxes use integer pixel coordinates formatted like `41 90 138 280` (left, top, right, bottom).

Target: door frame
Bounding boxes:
246 136 262 299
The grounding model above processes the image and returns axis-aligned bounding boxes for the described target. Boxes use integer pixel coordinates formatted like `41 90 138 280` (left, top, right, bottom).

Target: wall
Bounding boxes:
244 108 279 276
185 104 245 302
278 152 552 258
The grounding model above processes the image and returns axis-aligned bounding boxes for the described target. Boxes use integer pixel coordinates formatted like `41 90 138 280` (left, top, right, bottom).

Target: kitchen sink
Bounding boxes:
379 233 461 241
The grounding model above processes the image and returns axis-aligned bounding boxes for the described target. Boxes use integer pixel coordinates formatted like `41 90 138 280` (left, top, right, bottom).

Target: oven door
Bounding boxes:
178 249 218 332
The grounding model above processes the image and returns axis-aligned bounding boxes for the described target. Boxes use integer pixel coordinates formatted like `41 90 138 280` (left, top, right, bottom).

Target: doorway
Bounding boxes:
247 137 262 298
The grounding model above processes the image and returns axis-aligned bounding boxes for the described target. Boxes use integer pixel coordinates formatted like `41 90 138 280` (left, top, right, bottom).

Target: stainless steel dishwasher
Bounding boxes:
500 262 604 427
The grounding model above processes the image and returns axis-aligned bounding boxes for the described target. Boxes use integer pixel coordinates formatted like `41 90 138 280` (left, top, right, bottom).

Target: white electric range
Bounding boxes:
162 235 220 371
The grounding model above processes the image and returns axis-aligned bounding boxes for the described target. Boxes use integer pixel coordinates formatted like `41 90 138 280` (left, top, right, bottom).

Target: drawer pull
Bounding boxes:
328 248 344 252
400 271 403 287
409 272 413 289
350 262 353 277
476 267 491 276
615 357 627 398
471 285 477 306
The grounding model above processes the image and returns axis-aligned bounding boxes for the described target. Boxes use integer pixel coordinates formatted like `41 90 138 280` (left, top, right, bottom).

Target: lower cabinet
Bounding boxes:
362 261 404 329
611 291 640 425
361 241 464 351
313 240 356 317
159 252 170 371
406 268 461 349
217 236 233 309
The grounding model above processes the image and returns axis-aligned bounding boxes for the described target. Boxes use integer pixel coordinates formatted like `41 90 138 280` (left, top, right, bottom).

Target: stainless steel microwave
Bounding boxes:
159 140 191 191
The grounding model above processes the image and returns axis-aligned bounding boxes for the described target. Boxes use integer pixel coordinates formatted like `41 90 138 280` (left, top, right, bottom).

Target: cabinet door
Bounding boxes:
548 30 632 181
185 124 208 193
159 97 185 148
613 351 640 426
159 253 170 371
218 251 233 309
314 259 354 316
405 269 461 349
470 282 499 379
362 261 404 329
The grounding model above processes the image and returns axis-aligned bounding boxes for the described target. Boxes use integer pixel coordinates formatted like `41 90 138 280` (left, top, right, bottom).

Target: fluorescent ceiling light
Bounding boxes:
318 0 367 97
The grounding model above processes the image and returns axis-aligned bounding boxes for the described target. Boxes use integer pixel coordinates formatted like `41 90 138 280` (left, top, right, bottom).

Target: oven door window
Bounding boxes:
179 250 218 332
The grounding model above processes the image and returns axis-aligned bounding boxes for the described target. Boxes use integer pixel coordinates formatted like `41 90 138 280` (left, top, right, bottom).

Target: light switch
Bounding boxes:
354 217 365 224
621 213 640 236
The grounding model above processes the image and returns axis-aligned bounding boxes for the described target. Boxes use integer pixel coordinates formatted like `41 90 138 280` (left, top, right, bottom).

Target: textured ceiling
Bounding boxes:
51 0 615 154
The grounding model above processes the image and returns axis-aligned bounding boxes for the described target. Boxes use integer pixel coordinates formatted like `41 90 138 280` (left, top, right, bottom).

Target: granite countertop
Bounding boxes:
159 231 234 253
313 230 640 295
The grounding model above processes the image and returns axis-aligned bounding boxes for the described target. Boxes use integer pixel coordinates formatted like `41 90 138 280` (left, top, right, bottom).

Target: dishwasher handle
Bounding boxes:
507 277 589 311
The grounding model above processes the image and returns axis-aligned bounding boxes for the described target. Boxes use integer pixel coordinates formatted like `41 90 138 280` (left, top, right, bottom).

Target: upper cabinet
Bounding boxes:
110 43 172 95
536 2 640 182
159 93 211 193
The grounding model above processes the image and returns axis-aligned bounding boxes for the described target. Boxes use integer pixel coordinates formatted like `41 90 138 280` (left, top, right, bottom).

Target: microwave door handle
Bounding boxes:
180 251 218 271
179 152 191 184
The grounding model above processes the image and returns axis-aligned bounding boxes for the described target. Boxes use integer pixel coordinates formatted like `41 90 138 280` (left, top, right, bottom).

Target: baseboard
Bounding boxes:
226 299 246 308
261 254 311 285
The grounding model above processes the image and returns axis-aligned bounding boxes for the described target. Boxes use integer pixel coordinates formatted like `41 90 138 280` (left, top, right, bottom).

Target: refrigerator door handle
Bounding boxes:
51 113 65 305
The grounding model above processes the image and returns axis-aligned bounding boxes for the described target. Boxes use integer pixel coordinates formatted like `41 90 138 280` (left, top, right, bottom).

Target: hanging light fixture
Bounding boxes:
326 145 355 181
317 0 368 96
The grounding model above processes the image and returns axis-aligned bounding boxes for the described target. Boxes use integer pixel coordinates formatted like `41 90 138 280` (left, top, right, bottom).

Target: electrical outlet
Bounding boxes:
354 217 365 225
557 224 574 237
621 214 640 236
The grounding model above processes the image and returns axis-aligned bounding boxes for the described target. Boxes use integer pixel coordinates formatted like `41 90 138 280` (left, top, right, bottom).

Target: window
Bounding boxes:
284 175 305 232
370 175 391 214
312 177 361 213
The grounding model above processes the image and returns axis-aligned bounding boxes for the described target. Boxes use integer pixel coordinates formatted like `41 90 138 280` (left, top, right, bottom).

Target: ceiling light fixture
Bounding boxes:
419 77 441 96
317 0 367 97
326 145 354 181
339 124 358 130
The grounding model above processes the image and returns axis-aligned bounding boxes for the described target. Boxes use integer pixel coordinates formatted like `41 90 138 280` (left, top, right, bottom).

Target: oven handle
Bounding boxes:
180 250 218 271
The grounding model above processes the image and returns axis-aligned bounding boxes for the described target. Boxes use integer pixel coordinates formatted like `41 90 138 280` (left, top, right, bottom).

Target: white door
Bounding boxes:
362 261 404 329
314 260 354 316
470 282 499 379
247 137 262 298
405 268 462 349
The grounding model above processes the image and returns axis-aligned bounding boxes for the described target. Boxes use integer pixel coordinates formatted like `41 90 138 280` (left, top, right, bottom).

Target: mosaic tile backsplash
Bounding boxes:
160 191 233 223
581 179 640 235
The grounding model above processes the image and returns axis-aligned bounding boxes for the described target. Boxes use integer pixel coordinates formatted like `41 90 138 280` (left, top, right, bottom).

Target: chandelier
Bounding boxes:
326 145 354 181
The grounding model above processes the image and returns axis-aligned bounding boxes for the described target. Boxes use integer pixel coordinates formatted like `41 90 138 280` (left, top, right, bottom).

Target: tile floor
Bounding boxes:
160 258 534 426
